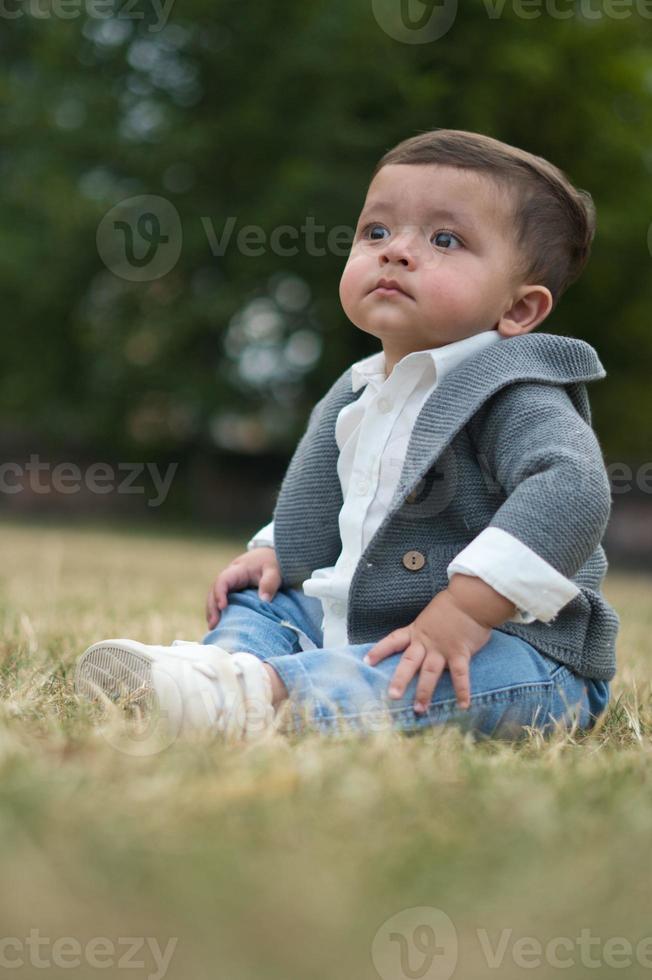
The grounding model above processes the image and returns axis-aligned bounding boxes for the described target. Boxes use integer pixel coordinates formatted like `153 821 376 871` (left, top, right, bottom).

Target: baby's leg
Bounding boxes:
264 630 608 740
202 590 608 740
201 585 324 661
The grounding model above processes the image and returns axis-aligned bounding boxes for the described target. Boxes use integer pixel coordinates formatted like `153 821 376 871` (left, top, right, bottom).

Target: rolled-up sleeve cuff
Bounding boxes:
446 526 580 624
246 519 275 552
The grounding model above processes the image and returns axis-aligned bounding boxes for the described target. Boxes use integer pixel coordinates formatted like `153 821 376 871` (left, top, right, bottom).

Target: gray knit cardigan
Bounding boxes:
272 333 620 681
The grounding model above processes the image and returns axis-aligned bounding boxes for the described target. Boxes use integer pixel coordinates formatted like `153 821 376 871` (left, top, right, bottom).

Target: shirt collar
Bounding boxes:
350 329 504 392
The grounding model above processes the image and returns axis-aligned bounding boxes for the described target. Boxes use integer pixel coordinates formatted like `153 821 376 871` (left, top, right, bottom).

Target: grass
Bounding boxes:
1 517 651 980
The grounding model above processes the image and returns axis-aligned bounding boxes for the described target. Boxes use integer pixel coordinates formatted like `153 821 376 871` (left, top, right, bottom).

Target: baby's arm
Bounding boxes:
466 380 612 596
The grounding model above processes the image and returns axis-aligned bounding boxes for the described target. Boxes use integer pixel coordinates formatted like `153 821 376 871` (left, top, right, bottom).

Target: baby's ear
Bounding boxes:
497 284 553 337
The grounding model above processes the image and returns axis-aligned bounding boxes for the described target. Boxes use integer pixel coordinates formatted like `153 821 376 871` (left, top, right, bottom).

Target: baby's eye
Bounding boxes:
431 230 463 250
361 223 389 241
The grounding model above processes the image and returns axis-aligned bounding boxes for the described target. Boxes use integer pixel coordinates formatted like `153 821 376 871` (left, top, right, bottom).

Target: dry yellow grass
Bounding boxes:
1 517 651 980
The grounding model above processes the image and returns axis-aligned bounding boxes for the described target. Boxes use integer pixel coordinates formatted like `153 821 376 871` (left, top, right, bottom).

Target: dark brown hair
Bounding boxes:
371 129 596 307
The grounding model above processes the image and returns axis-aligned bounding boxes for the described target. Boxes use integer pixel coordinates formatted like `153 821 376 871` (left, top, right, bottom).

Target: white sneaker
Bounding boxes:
75 638 274 742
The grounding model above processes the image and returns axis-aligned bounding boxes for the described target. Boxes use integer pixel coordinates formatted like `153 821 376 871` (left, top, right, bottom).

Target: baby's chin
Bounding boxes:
349 315 410 340
352 309 437 338
360 319 489 354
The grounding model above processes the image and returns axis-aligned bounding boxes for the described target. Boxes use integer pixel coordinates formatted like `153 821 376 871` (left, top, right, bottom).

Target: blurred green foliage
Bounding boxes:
1 0 651 458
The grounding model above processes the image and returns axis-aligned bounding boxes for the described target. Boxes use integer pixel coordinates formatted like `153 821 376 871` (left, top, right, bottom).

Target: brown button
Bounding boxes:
405 480 423 504
402 550 425 571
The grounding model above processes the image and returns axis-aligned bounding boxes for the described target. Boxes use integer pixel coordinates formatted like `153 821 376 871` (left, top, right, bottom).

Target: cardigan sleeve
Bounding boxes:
467 380 613 584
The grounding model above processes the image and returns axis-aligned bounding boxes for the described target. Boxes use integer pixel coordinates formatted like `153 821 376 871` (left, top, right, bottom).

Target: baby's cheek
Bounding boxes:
423 281 466 323
339 254 367 310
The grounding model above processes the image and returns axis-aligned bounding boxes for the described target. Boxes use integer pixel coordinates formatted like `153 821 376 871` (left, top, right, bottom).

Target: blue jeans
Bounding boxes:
200 587 611 741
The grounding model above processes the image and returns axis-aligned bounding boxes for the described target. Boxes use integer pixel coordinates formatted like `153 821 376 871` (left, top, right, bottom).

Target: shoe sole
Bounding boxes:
75 640 273 742
75 639 157 711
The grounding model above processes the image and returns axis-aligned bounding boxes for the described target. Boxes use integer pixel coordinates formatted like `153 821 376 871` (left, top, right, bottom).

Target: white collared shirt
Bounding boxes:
248 330 579 647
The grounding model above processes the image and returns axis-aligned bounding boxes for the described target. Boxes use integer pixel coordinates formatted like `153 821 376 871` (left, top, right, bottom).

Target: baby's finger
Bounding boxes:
448 655 471 710
206 586 219 627
363 627 410 666
258 565 281 602
387 641 426 699
214 564 248 609
207 569 240 626
413 651 447 714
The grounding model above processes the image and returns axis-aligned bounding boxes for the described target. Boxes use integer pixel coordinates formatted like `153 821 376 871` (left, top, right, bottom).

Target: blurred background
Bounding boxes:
1 0 651 566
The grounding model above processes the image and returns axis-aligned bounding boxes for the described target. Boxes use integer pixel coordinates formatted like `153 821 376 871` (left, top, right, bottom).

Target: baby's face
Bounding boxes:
339 163 526 357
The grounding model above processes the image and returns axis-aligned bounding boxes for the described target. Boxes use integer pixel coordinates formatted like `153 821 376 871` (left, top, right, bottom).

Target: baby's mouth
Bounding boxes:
371 278 414 299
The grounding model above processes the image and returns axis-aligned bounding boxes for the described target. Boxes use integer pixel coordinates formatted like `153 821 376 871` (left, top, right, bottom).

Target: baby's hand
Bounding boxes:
205 546 281 628
363 588 493 713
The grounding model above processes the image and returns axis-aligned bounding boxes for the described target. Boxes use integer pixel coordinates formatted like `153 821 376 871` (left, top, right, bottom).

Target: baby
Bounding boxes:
76 129 620 743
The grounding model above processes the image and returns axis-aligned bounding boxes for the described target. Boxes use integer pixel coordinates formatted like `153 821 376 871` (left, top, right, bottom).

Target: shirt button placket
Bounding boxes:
377 396 393 414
